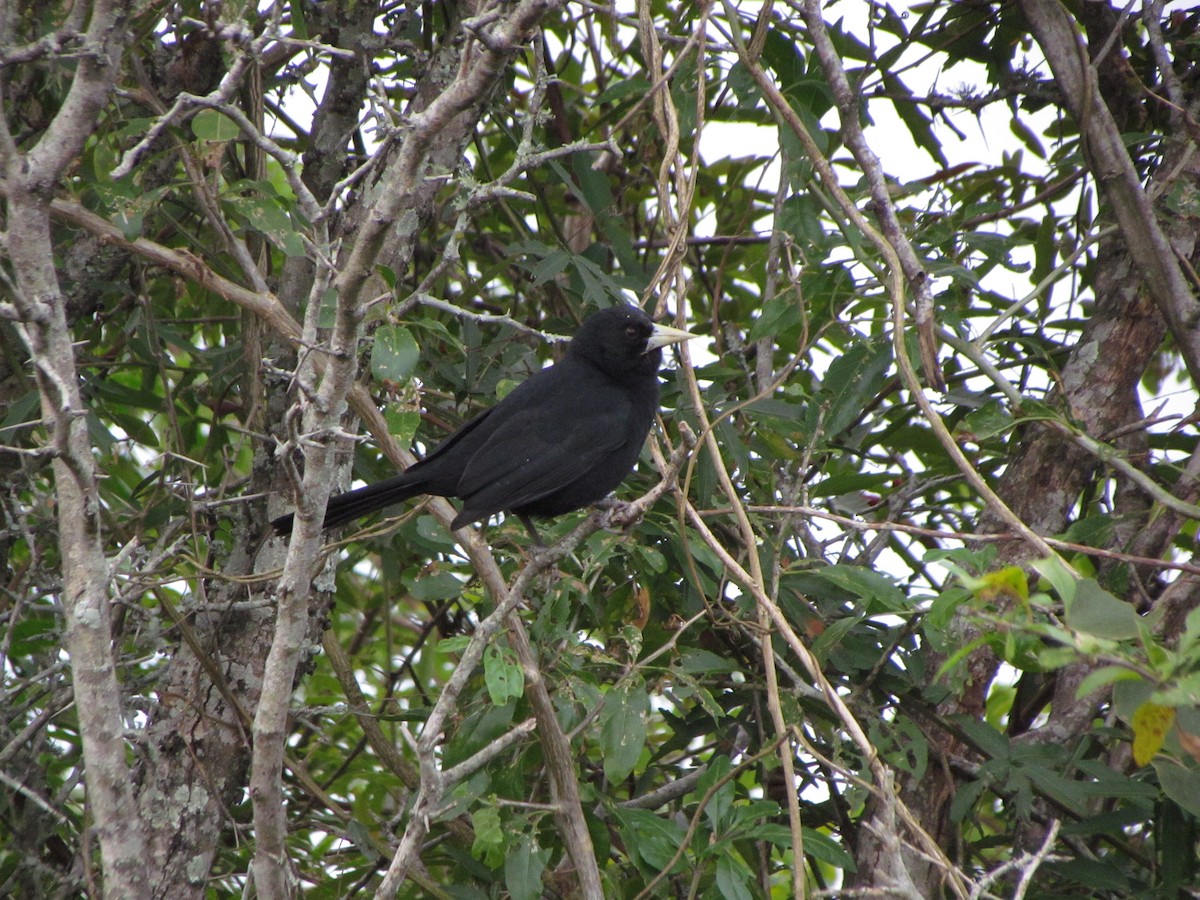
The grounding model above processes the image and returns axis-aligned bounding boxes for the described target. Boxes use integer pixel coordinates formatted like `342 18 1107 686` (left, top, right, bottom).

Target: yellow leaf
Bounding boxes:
974 566 1030 606
1132 702 1175 767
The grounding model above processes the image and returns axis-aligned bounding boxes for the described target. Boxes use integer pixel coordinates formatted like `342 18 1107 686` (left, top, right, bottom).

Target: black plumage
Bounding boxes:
271 305 695 536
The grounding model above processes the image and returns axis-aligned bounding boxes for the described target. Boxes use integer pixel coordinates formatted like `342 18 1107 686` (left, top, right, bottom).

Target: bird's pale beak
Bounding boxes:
645 322 698 353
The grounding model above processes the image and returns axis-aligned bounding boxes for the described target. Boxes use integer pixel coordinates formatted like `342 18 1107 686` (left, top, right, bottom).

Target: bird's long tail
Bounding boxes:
270 473 426 535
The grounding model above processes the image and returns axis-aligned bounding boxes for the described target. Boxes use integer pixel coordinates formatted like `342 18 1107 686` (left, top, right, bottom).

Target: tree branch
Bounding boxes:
376 434 694 898
1020 0 1200 384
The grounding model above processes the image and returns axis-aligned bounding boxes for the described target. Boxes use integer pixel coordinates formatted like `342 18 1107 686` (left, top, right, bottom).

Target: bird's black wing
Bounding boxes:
453 395 631 524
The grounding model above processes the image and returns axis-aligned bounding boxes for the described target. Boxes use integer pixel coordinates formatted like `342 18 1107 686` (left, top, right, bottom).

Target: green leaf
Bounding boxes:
615 808 685 871
1061 515 1116 549
571 255 624 307
383 407 420 448
697 756 734 832
113 199 146 238
956 716 1011 760
437 635 472 654
676 648 740 674
747 295 802 342
937 635 991 680
470 804 504 867
370 326 420 383
1011 115 1046 159
1066 578 1139 641
343 818 386 861
726 60 761 109
1153 672 1200 706
715 854 754 900
810 615 863 662
595 76 653 104
290 2 308 39
819 340 893 441
1031 556 1078 607
223 192 305 256
192 108 240 141
317 286 338 329
1178 605 1200 657
949 778 986 823
571 152 614 214
405 571 465 601
801 828 856 870
954 565 1029 606
667 669 726 720
808 564 906 613
0 388 39 432
956 400 1015 442
1075 665 1142 699
504 834 550 900
809 472 894 498
528 249 571 284
1154 759 1200 819
484 644 524 706
1113 678 1156 721
600 681 647 783
376 265 397 289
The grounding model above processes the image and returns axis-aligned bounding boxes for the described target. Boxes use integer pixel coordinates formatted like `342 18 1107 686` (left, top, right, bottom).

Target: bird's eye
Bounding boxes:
625 325 639 339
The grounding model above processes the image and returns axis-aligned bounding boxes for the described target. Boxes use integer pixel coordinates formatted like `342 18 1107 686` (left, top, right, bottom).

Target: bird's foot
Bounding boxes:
526 540 555 567
593 498 643 531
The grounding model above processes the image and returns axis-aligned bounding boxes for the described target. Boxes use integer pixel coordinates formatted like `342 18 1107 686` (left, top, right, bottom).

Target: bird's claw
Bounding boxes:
595 499 642 530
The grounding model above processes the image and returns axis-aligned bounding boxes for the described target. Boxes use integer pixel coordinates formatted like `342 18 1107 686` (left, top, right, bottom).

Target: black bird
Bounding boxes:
271 305 696 537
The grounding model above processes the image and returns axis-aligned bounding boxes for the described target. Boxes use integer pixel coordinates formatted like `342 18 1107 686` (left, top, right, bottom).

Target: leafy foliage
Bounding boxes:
3 1 1200 897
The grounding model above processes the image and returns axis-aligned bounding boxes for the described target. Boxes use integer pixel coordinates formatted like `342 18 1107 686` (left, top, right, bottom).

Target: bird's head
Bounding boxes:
570 305 697 382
